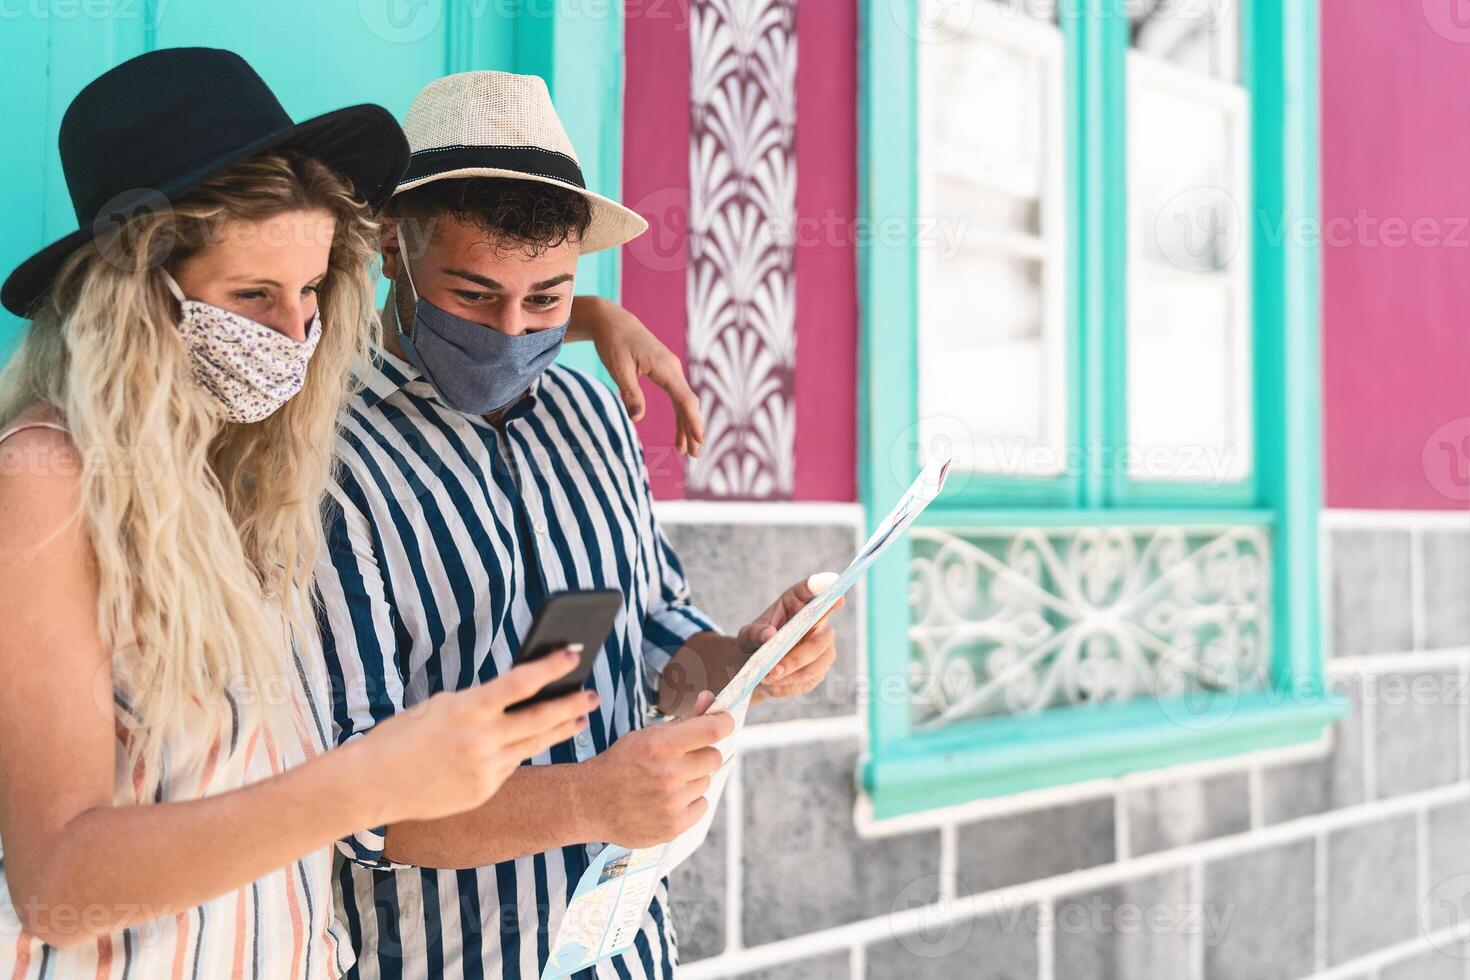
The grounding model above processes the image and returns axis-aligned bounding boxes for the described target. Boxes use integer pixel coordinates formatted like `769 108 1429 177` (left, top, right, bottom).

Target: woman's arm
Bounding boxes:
0 427 595 947
568 295 704 457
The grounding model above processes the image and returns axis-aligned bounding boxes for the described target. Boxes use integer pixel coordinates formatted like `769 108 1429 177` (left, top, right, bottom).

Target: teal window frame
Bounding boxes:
515 5 628 384
858 0 1341 818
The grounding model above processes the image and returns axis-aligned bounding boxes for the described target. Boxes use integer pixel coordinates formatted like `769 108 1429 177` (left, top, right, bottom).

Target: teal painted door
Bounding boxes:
0 1 626 370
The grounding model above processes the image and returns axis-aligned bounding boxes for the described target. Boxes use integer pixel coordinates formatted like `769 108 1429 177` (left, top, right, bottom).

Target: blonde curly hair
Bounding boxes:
0 152 380 793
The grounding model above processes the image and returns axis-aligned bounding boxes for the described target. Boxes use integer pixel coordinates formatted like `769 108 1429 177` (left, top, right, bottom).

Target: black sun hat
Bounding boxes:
1 47 411 318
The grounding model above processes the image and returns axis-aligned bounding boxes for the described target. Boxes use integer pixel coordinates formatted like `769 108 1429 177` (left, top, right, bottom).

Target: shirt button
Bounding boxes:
533 520 548 535
575 730 592 747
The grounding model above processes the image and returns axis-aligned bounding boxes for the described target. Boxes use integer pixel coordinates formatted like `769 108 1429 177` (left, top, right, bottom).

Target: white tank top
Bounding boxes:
0 405 353 980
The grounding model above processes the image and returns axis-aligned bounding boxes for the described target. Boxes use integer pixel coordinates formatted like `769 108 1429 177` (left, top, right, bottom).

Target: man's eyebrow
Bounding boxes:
443 268 505 291
530 273 575 291
442 269 575 292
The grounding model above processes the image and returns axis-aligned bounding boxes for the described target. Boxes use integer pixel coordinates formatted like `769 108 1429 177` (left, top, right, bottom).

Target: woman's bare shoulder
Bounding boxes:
0 412 84 545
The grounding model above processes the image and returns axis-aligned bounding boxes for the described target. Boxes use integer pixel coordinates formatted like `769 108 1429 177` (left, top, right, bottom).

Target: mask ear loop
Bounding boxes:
393 225 423 343
392 224 432 377
394 224 421 302
160 269 187 304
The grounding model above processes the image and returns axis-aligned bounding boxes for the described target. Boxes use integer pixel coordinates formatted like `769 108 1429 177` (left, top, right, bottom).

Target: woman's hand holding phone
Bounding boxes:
359 648 599 825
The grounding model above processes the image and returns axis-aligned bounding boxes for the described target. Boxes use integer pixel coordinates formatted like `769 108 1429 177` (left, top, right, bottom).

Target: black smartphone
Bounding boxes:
506 589 623 711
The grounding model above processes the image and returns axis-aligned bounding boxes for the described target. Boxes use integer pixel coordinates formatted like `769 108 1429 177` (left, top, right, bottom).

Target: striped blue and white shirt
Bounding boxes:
313 348 717 980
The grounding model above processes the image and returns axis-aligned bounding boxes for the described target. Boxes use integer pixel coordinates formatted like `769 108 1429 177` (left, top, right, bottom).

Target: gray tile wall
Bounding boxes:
1428 799 1470 934
1424 530 1470 649
1123 772 1252 856
1326 815 1420 964
661 517 1470 980
1052 870 1194 979
1329 528 1414 659
1382 952 1469 980
865 907 1039 980
954 796 1115 892
1202 838 1317 980
1325 673 1370 808
1371 671 1462 798
739 739 941 945
1260 755 1332 824
670 803 728 960
731 953 852 980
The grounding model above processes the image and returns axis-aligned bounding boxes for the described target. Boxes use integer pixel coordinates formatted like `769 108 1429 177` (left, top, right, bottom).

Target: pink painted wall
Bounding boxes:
625 2 1469 508
622 0 859 502
792 0 859 501
1321 1 1470 510
621 1 692 499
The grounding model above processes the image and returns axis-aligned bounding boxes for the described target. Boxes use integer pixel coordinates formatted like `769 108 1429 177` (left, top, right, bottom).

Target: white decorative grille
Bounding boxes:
908 524 1272 726
685 0 798 500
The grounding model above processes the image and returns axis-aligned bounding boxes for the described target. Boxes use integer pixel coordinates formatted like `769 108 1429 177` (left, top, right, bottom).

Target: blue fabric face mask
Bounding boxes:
392 227 569 416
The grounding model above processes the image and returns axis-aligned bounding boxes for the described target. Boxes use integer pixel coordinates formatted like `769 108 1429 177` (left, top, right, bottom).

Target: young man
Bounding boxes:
314 72 840 980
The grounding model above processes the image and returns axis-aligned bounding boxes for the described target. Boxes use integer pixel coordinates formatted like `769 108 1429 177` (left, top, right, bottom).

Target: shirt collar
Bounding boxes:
357 345 420 409
356 344 546 419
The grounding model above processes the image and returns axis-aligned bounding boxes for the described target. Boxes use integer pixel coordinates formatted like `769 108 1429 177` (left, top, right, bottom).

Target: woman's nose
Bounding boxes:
266 299 314 342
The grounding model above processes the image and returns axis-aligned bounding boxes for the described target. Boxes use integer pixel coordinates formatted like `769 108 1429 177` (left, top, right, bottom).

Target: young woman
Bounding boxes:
0 49 699 978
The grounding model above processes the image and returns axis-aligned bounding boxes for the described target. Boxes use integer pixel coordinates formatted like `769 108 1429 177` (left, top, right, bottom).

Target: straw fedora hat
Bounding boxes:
395 71 648 254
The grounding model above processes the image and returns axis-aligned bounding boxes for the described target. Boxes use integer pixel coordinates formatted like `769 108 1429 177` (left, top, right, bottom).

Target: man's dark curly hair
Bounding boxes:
387 177 593 255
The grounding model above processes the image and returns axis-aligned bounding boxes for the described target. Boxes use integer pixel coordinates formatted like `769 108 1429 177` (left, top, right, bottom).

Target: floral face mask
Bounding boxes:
163 270 322 424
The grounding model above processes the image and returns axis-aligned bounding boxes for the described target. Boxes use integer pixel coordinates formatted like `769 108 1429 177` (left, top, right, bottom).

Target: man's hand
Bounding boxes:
657 574 846 716
569 295 705 456
739 573 843 703
580 702 734 848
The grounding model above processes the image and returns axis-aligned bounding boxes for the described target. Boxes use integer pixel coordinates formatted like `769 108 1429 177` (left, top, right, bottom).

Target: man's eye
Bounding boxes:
528 295 560 308
455 291 490 302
